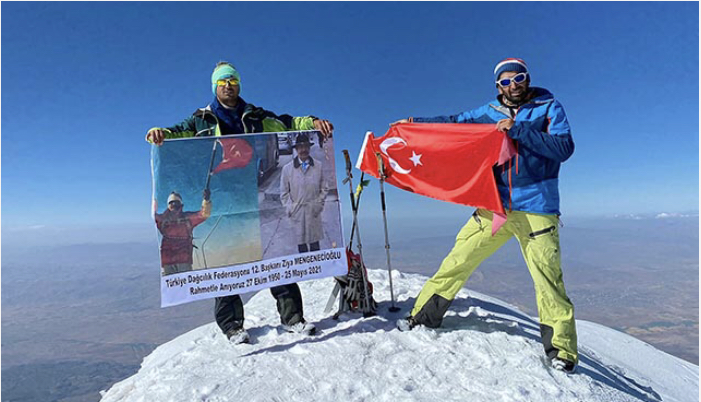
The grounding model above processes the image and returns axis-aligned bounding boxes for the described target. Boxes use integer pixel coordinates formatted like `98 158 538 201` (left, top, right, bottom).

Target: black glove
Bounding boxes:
203 188 211 201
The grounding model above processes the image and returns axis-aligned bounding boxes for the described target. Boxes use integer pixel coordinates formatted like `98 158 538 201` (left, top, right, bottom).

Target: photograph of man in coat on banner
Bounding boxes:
281 133 330 254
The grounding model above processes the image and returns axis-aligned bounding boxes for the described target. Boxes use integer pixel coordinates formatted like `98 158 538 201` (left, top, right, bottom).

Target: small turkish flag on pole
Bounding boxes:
356 124 515 234
213 138 254 174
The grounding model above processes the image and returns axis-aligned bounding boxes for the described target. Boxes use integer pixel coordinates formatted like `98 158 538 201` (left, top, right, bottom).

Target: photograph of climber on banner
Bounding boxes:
152 135 262 275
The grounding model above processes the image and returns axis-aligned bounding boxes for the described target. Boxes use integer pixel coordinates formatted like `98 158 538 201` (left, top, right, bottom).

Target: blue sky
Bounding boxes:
2 2 698 237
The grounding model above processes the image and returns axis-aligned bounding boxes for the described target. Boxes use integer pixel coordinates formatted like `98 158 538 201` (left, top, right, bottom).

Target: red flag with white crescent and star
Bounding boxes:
356 123 516 234
213 138 254 174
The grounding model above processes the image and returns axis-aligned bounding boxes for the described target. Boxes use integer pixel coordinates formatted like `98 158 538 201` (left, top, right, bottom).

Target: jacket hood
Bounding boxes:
528 87 554 103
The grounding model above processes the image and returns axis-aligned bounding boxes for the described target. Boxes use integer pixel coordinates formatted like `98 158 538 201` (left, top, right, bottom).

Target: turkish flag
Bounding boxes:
213 138 253 174
356 124 515 233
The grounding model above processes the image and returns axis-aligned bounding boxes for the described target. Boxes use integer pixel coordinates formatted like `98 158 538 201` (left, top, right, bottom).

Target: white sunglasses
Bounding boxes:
496 72 528 87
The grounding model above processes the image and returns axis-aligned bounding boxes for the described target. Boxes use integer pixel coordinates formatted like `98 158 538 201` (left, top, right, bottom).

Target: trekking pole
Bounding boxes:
375 152 400 312
342 149 375 317
201 213 225 269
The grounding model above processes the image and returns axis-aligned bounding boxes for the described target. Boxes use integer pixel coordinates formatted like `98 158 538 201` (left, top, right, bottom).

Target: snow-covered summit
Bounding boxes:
100 270 698 402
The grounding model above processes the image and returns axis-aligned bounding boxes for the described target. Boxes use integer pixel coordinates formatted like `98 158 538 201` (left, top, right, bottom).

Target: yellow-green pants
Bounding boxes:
411 209 578 363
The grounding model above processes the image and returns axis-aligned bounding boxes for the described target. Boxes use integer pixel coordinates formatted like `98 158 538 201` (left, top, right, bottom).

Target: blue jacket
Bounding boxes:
413 87 574 215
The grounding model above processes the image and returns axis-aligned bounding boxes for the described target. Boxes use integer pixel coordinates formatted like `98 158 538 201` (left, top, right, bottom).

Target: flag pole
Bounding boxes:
204 139 219 191
200 139 220 268
375 152 400 312
342 149 375 317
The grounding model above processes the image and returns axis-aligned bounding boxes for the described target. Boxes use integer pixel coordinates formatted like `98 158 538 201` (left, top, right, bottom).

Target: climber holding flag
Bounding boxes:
154 189 212 275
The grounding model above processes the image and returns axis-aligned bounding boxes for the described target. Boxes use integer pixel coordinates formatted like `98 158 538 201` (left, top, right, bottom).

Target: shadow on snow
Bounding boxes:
242 293 661 402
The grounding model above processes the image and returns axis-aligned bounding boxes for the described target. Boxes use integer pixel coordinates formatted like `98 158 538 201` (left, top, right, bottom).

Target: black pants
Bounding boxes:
298 241 320 253
214 283 304 334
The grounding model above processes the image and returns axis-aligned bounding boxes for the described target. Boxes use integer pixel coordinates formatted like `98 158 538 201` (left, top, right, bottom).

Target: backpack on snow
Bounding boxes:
328 248 377 317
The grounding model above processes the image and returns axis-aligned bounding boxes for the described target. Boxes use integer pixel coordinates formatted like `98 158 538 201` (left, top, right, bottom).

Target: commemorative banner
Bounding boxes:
151 131 347 307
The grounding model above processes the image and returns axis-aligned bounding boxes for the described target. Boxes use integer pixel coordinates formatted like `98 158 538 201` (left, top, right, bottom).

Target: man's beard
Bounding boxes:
504 92 524 105
503 87 530 106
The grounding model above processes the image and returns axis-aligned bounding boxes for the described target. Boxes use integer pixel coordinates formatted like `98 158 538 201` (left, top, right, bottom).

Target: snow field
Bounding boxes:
101 270 698 402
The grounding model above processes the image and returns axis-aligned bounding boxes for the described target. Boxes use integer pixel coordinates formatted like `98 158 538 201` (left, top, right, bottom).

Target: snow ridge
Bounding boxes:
100 270 698 402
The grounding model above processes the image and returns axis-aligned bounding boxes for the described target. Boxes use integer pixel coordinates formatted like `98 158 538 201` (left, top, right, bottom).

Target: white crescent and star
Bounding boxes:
218 140 242 162
409 151 422 166
379 138 423 174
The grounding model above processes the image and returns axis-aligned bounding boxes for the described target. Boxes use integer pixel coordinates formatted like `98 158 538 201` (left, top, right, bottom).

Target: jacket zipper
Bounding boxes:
194 109 220 136
198 107 251 136
241 110 251 133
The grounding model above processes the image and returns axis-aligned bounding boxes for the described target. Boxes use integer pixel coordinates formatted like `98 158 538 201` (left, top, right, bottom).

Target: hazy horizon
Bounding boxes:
3 208 699 250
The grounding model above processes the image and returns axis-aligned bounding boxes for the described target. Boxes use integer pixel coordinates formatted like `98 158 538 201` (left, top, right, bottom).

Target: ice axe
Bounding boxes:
348 173 370 249
375 151 400 312
324 173 369 315
342 149 375 317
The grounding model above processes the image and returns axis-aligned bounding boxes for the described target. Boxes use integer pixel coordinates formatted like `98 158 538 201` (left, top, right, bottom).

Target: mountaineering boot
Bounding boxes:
551 357 577 374
226 328 250 344
396 316 421 332
283 320 317 335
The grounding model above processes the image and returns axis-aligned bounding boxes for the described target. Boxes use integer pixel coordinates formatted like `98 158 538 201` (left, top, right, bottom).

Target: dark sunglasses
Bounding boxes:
496 72 528 87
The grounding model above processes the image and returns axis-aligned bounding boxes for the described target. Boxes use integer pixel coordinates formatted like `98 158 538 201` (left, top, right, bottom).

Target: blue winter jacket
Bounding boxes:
413 87 574 215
